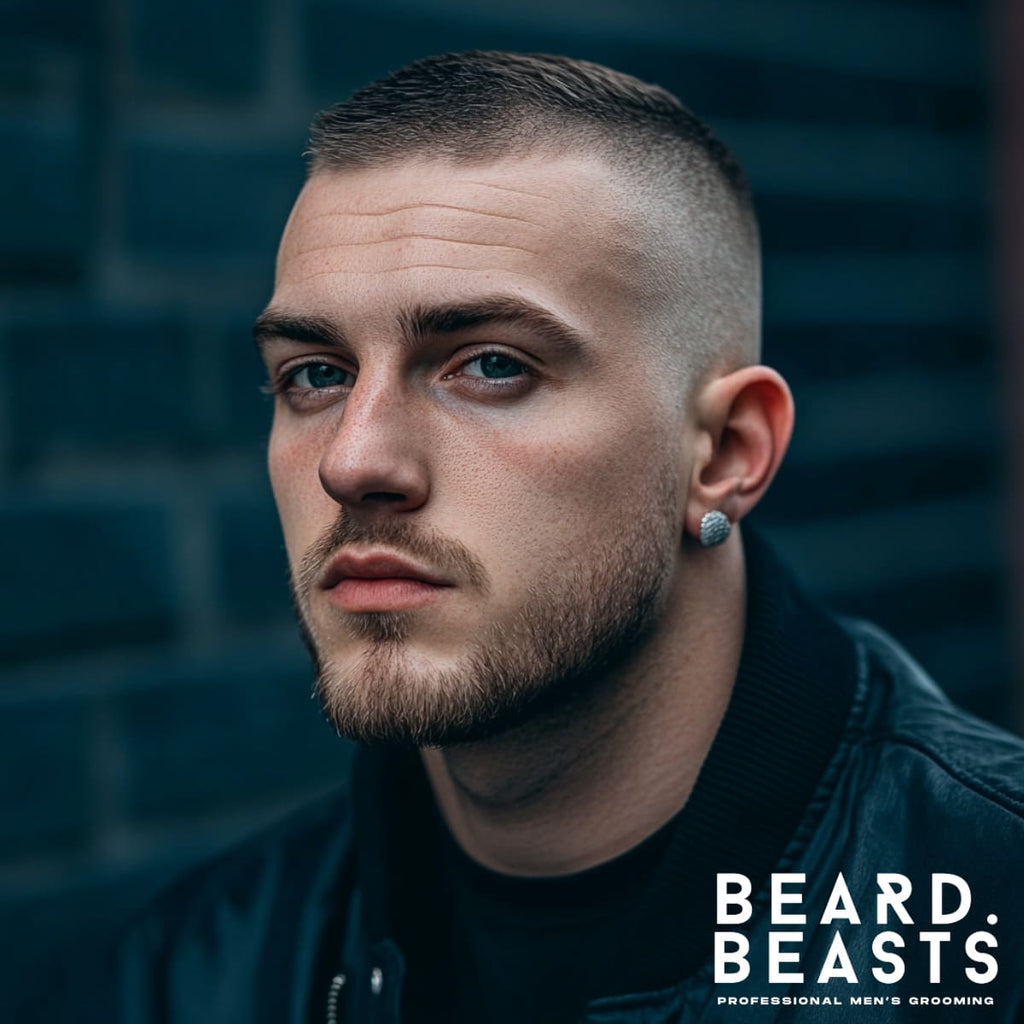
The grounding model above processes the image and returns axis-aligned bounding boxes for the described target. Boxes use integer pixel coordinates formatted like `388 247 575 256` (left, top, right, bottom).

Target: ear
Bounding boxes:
684 365 794 541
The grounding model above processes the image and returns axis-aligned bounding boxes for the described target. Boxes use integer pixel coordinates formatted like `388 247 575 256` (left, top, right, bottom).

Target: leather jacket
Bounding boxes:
48 537 1024 1023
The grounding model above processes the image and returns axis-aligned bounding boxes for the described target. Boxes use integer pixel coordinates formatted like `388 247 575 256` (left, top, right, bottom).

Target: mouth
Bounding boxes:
320 551 453 613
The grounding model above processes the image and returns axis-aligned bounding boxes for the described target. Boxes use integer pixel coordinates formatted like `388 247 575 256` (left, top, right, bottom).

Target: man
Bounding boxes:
66 51 1024 1022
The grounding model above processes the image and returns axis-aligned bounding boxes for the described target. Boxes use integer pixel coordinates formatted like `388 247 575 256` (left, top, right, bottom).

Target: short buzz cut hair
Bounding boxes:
308 50 752 221
306 51 762 377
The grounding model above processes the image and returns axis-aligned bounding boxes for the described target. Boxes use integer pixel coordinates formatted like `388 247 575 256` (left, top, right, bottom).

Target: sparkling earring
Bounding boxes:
699 510 731 548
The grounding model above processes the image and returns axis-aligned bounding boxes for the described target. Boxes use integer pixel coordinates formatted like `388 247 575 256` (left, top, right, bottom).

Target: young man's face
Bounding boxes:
260 153 698 745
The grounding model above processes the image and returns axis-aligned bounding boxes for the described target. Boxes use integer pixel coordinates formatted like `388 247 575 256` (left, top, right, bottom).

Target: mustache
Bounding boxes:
296 512 490 599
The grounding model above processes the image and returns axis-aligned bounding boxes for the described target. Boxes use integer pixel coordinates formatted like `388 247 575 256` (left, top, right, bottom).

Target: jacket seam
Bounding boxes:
859 731 1024 819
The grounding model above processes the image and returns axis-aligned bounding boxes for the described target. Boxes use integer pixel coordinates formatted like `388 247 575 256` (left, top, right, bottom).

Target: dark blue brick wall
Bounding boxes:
129 0 268 98
0 698 92 857
216 323 276 444
124 138 304 260
5 313 195 465
215 486 294 624
0 501 177 660
117 658 349 823
0 113 90 286
0 0 1010 1015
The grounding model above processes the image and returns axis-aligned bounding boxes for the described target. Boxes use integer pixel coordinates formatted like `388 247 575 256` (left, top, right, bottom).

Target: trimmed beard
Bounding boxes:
292 488 679 747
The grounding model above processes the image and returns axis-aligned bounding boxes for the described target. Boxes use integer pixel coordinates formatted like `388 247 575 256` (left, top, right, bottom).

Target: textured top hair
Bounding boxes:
307 51 752 217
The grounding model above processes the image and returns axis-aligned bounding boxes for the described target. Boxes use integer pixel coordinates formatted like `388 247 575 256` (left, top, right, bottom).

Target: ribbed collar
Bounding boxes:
350 524 860 988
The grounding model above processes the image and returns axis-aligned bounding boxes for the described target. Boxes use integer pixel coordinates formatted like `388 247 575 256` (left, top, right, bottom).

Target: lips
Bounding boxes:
320 551 451 613
321 552 449 589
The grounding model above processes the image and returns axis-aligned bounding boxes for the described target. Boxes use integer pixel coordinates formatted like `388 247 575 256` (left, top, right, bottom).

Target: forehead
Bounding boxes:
273 154 660 328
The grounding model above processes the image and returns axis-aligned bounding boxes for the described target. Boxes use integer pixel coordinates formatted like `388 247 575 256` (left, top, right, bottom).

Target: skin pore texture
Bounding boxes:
260 152 794 876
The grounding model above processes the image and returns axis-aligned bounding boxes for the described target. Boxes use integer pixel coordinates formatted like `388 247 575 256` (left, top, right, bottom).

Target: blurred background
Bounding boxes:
2 0 1020 1013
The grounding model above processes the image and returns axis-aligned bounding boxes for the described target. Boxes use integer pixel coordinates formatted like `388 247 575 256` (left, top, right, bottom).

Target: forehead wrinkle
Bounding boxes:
277 264 550 283
459 179 562 203
290 236 543 259
308 204 540 226
280 204 557 275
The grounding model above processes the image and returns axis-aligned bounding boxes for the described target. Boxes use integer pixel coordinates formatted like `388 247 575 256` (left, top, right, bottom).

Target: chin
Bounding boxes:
312 646 519 747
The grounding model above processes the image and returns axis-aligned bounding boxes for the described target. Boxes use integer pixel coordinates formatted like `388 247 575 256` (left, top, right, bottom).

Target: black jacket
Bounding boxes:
57 534 1024 1022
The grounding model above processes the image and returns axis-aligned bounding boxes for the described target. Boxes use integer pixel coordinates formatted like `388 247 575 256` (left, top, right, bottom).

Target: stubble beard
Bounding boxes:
292 489 679 747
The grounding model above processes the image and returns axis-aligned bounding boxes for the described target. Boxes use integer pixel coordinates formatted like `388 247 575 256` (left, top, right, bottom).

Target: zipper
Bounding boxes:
326 972 346 1024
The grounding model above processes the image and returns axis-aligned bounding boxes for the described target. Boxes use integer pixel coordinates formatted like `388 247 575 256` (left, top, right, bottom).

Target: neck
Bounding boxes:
421 531 746 877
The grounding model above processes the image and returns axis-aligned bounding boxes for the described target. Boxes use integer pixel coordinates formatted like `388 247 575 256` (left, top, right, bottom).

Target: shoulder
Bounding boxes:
845 619 1024 822
825 617 1024 909
76 786 357 1024
132 784 355 943
766 621 1024 1005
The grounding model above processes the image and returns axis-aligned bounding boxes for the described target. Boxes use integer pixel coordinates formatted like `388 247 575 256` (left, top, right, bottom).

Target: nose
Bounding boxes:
317 375 430 513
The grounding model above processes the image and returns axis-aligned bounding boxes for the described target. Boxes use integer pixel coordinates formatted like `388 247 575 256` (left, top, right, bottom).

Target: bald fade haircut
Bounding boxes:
307 51 762 382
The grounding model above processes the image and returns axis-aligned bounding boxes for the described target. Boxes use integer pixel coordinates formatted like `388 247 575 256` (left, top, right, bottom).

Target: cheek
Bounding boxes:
267 425 331 567
442 403 680 555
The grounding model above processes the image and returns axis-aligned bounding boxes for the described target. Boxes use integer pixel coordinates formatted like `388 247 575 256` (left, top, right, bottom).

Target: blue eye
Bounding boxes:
290 363 355 389
463 353 527 379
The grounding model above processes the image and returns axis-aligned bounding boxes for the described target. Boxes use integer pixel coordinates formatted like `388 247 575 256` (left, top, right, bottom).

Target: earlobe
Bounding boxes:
684 366 794 543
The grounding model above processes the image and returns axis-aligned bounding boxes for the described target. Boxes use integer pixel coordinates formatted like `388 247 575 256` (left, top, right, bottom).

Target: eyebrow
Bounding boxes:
253 310 347 353
253 295 588 359
399 296 588 357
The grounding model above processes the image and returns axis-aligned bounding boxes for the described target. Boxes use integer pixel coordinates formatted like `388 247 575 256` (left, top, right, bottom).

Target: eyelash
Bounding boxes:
442 351 533 389
261 363 355 398
262 350 534 409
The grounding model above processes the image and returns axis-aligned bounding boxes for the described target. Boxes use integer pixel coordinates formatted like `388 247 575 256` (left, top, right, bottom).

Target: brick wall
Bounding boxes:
0 0 1001 1011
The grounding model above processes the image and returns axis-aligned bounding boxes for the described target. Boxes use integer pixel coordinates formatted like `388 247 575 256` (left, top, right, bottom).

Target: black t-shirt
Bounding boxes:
436 810 678 1024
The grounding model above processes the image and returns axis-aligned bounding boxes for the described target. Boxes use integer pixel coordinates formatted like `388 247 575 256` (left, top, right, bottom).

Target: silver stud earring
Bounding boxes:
699 510 731 548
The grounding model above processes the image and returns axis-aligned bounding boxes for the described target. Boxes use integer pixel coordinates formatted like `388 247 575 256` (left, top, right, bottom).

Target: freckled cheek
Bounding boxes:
267 425 335 567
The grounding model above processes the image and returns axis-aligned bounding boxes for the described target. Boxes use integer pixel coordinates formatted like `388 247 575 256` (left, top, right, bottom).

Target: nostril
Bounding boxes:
364 492 407 503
